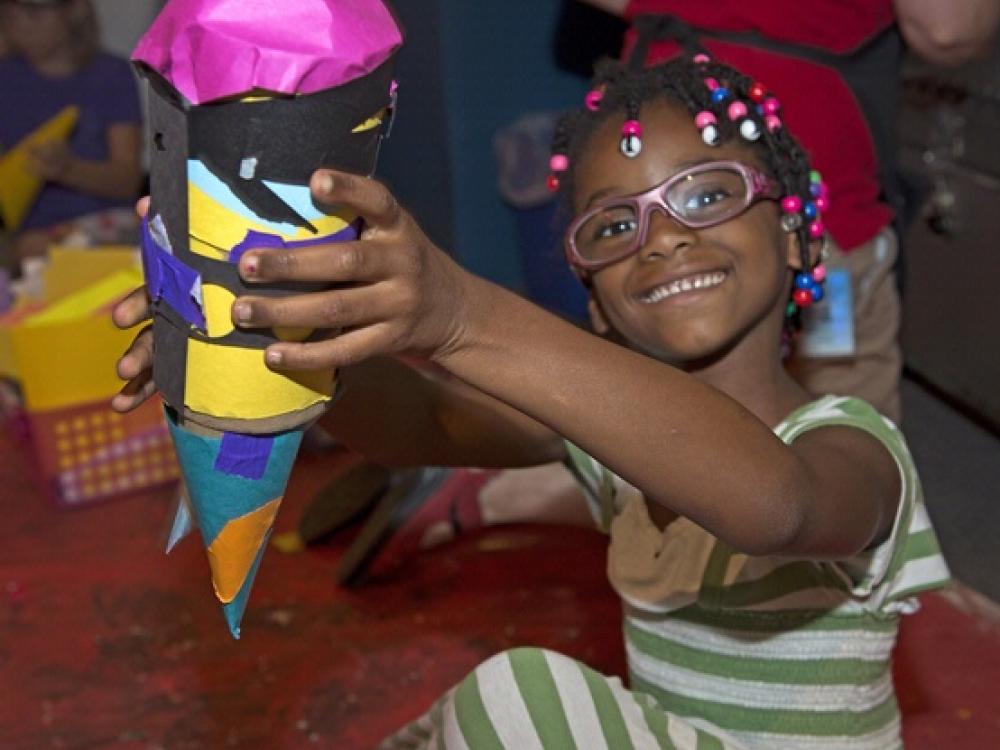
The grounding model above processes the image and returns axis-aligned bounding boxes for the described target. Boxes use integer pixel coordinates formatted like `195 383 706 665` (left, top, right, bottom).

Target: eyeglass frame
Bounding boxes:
563 160 780 272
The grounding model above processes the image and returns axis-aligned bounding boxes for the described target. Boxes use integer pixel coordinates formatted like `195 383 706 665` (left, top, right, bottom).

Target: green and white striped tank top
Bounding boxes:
566 396 950 750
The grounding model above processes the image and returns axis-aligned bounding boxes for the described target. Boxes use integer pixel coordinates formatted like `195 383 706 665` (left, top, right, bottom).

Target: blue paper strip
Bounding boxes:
215 432 275 480
229 220 361 264
141 217 206 330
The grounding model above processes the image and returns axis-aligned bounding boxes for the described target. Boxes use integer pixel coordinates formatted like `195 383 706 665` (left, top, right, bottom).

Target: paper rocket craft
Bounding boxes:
0 106 80 231
132 0 402 637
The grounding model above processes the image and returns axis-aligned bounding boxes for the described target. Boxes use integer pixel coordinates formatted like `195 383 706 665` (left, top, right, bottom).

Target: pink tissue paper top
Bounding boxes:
132 0 403 105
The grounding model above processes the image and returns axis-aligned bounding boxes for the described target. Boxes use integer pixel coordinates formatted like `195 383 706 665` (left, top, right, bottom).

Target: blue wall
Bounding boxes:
380 0 588 291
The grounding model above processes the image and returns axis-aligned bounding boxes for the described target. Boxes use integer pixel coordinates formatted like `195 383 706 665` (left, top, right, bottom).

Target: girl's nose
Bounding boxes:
638 206 696 261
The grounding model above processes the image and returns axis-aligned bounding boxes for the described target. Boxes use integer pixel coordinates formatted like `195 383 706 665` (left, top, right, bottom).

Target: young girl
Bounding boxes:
114 55 949 749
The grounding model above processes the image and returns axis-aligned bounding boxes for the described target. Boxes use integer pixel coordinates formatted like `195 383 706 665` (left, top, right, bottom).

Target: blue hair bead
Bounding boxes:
804 202 818 219
810 284 825 303
810 183 822 198
711 87 730 104
794 273 813 291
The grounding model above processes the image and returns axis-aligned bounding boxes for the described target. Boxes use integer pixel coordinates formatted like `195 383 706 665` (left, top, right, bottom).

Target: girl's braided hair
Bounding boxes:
550 55 829 331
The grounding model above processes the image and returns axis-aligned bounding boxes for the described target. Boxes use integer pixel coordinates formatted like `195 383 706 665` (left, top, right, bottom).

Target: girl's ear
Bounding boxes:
785 232 825 270
587 295 611 336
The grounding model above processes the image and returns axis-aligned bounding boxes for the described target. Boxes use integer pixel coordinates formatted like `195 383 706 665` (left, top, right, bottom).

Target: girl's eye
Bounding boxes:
594 218 637 241
683 187 732 211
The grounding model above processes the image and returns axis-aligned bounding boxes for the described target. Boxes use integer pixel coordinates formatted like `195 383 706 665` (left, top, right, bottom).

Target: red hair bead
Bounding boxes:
748 82 766 102
793 288 814 307
546 174 560 192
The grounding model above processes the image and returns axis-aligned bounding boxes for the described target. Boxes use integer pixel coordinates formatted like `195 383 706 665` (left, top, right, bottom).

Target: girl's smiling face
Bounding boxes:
572 99 799 367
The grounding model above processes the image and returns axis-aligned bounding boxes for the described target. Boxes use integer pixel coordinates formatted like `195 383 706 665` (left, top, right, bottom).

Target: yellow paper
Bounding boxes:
187 181 355 260
45 247 139 302
185 338 333 419
0 106 80 231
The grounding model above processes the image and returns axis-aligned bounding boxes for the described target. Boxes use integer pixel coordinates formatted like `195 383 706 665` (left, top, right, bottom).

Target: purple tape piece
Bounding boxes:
141 218 207 330
229 220 362 264
215 432 275 481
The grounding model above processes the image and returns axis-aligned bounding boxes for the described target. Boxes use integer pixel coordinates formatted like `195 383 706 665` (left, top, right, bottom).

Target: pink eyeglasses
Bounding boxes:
564 160 779 271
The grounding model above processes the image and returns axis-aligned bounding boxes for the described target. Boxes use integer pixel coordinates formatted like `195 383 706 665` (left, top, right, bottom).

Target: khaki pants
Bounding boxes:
787 228 902 423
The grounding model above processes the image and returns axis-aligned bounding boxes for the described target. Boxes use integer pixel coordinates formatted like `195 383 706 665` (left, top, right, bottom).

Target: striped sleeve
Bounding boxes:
775 396 950 610
564 441 618 533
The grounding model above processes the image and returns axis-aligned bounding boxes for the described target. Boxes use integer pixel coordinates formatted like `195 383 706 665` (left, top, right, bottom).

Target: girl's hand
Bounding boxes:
233 170 473 371
111 197 154 413
111 287 155 412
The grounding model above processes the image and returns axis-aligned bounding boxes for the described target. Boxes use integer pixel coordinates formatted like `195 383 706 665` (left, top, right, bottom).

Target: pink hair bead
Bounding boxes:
622 119 642 137
809 220 825 239
549 154 569 173
815 195 830 212
762 97 781 115
765 114 782 132
693 53 710 64
694 111 717 129
727 101 748 120
704 77 719 91
780 195 802 214
585 90 603 111
812 264 827 283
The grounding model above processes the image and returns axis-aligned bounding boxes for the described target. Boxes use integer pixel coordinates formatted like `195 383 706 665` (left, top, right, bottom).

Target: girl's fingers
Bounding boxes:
233 283 403 331
112 287 152 329
111 370 156 413
136 195 150 219
310 169 404 231
239 237 396 285
264 323 399 372
116 326 154 381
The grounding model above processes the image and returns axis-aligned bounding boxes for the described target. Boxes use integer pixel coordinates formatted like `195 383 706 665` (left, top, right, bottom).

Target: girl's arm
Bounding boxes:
111 290 564 472
238 171 900 561
31 123 143 200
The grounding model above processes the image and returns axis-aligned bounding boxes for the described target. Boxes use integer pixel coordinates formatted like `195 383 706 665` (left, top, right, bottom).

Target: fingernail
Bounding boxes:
233 302 251 323
242 255 258 277
318 173 334 195
266 350 283 366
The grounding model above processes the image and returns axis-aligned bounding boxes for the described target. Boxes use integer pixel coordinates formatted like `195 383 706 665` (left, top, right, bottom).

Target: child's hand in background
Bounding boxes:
28 140 74 183
233 169 474 372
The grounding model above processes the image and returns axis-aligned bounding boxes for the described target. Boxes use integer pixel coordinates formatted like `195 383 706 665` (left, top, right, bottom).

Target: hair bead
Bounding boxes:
693 53 711 64
762 97 781 115
808 220 825 239
727 101 748 121
781 196 803 213
765 114 782 132
694 111 717 129
549 154 569 173
710 87 730 104
585 89 603 112
748 82 767 102
739 119 761 141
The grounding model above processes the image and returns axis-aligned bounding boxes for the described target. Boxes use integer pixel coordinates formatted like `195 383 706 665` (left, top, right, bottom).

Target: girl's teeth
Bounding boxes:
639 272 726 303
